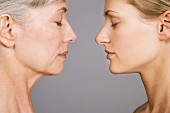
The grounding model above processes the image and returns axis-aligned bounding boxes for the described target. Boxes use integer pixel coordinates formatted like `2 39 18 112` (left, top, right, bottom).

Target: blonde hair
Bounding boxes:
0 0 59 23
129 0 170 19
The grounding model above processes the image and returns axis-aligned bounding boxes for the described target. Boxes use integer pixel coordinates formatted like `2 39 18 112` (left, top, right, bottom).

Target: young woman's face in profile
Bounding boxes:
96 0 162 74
14 1 76 75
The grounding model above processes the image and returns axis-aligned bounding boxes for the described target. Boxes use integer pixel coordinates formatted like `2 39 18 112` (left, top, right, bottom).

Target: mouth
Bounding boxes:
58 51 68 59
105 50 116 59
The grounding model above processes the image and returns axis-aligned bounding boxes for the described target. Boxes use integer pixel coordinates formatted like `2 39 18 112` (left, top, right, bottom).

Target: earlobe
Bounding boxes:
159 11 170 41
0 14 15 48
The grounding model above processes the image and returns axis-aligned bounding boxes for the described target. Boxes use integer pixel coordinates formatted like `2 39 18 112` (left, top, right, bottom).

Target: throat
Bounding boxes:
0 78 34 113
140 71 170 113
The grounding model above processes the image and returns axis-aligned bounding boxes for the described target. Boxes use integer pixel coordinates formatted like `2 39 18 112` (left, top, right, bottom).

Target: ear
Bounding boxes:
158 11 170 41
0 14 15 48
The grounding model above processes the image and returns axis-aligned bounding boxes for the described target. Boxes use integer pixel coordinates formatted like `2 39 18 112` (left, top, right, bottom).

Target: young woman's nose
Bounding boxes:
96 27 110 45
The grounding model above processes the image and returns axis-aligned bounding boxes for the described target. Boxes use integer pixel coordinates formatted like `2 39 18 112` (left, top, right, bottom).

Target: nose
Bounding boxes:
63 22 77 43
96 27 110 45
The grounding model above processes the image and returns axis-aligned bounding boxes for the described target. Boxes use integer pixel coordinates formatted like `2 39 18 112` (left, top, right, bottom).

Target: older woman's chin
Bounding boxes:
43 65 65 76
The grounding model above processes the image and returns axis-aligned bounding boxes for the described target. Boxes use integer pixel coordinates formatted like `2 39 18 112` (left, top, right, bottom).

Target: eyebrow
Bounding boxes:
57 7 67 13
104 10 117 16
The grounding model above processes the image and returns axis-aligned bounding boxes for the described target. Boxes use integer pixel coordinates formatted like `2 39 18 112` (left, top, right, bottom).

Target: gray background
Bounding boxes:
31 1 147 113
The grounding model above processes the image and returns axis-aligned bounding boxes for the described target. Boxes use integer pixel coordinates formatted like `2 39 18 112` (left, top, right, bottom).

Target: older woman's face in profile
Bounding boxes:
14 1 76 75
96 0 161 74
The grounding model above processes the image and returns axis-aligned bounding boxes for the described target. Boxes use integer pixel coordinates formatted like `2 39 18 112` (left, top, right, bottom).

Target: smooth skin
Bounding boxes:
0 1 76 113
96 0 170 113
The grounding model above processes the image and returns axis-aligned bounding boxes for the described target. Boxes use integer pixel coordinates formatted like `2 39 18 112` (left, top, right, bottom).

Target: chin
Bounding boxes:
109 65 120 74
109 64 134 74
44 65 64 76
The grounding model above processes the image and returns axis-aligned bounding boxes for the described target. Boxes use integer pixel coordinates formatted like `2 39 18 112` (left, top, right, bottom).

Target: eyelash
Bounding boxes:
111 22 118 28
55 21 63 27
111 23 117 28
111 20 119 29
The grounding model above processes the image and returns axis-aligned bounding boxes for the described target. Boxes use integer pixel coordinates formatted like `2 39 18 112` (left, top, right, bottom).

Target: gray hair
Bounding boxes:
0 0 56 23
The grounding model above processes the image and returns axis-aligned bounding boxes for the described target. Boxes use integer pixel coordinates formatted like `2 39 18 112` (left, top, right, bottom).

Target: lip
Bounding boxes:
105 50 116 59
58 51 68 59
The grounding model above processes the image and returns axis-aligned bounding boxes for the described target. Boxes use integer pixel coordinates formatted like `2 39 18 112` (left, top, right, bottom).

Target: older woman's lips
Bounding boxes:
58 51 68 59
105 50 116 59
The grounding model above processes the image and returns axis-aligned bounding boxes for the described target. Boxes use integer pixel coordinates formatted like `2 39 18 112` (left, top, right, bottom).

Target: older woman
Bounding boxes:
96 0 170 113
0 0 76 112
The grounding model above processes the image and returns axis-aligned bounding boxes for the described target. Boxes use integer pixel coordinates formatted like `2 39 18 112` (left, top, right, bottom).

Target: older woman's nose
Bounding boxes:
64 23 77 43
96 28 110 45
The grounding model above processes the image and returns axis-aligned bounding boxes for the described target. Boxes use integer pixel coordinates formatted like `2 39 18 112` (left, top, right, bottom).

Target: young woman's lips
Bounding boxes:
105 50 116 59
58 51 68 59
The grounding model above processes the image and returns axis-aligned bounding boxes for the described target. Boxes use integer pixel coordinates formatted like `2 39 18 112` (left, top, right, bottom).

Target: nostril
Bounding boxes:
70 36 76 43
96 33 110 45
70 39 74 42
96 40 101 45
96 36 102 45
71 33 77 42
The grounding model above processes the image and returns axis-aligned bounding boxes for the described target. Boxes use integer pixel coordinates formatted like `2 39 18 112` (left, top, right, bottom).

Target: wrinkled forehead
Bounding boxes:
56 0 66 3
52 0 66 9
54 0 66 7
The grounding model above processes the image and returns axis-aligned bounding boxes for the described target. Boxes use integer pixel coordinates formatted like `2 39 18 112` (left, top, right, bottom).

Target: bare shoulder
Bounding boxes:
133 102 149 113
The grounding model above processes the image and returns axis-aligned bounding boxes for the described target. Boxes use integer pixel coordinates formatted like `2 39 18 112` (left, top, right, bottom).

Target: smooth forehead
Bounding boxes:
104 0 129 11
104 0 143 21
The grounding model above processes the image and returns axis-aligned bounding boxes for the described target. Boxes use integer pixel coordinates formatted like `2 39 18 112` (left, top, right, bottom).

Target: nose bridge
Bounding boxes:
96 25 110 45
64 21 77 43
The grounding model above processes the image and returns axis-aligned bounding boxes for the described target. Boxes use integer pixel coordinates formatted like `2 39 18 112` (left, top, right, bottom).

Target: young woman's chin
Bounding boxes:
109 64 122 74
109 66 124 74
109 64 136 74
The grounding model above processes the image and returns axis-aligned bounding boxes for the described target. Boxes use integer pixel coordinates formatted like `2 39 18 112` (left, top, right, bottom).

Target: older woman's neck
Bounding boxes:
140 59 170 113
0 71 35 113
0 50 44 89
0 62 43 113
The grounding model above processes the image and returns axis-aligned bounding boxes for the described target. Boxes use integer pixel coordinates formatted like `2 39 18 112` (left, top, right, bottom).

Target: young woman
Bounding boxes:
96 0 170 113
0 0 76 112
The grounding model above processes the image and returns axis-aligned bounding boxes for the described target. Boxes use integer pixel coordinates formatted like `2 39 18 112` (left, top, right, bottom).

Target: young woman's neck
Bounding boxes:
140 56 170 113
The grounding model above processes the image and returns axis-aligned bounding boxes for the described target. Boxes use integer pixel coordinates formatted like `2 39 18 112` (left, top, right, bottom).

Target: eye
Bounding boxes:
111 23 118 28
111 21 118 28
55 21 63 27
111 19 119 29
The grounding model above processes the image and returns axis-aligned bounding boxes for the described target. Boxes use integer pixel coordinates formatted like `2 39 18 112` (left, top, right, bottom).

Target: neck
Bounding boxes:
0 47 45 113
0 63 43 113
140 57 170 113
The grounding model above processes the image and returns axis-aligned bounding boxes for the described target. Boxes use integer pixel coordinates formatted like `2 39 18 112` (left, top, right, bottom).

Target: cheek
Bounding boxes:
111 22 160 68
15 25 64 72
